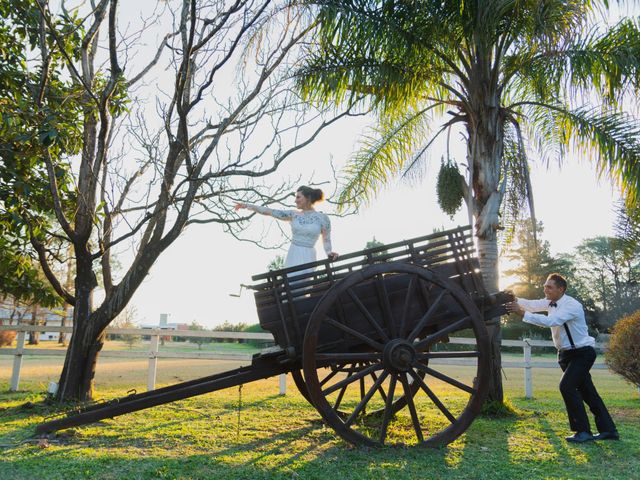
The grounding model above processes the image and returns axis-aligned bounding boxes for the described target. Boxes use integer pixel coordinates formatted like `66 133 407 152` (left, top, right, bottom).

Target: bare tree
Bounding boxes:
24 0 354 401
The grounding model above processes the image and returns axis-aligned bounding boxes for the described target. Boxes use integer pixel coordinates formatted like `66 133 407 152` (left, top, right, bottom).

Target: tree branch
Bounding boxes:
30 236 75 306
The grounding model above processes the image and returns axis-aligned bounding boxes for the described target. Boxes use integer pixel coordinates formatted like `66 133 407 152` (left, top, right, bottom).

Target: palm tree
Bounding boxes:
298 0 640 402
616 201 640 254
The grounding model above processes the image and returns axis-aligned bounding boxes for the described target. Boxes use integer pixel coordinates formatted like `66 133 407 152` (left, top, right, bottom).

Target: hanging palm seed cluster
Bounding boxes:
437 157 464 219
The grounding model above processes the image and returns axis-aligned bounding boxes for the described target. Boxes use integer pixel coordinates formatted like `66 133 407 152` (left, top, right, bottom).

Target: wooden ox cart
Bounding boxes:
37 225 512 447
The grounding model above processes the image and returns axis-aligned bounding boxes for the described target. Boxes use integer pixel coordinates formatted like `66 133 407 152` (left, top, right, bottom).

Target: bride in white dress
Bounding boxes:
235 186 339 274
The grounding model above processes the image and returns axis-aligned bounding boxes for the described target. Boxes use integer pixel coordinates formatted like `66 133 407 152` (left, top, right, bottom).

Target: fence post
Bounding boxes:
148 334 160 391
279 373 287 395
11 329 26 391
523 338 532 399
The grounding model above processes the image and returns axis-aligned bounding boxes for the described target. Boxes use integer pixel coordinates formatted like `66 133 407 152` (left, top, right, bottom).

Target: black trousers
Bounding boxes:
558 346 616 433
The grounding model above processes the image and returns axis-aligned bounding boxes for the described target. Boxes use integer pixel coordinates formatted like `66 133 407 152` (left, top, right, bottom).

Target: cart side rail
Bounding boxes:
251 226 496 353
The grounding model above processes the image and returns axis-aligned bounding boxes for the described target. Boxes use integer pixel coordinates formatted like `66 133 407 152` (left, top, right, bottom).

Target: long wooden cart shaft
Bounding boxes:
36 352 293 435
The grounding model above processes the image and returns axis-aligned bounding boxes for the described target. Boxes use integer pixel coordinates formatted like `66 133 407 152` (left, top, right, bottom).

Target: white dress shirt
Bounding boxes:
518 294 595 351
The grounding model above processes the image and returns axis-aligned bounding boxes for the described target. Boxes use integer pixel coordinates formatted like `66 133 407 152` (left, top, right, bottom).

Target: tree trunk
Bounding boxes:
466 72 506 405
55 245 164 401
56 249 100 401
56 319 106 401
59 305 69 346
477 236 503 404
59 248 74 346
28 305 39 345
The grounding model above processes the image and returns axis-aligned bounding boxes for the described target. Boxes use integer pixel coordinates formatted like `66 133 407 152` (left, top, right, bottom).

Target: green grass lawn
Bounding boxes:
0 353 638 480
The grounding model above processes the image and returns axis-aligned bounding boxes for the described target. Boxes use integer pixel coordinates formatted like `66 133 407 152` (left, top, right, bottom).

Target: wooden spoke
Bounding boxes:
315 352 383 362
399 372 424 443
413 316 472 351
324 316 385 351
369 370 388 402
398 274 417 339
417 351 479 359
322 363 383 396
346 287 390 342
332 369 353 411
344 370 390 427
413 363 476 395
409 370 456 423
406 290 446 342
375 274 397 338
319 365 344 388
378 373 398 444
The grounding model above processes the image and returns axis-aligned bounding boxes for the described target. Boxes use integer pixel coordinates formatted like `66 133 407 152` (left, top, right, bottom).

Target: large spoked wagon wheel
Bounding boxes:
291 364 423 418
302 262 490 447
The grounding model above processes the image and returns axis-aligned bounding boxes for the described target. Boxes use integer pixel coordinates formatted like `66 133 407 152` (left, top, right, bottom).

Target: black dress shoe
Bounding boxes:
593 431 620 441
565 432 594 443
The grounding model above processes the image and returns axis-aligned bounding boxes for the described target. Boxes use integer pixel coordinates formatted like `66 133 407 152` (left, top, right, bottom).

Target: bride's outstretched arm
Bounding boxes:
234 202 292 220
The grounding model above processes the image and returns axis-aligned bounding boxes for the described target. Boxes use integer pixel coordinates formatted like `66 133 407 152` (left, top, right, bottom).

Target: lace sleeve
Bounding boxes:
321 213 333 255
245 204 293 220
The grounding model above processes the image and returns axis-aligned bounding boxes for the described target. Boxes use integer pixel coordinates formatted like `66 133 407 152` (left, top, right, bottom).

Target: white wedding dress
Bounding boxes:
247 205 333 274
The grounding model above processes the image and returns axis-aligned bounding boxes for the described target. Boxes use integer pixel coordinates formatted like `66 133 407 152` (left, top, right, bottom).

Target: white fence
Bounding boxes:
0 324 608 399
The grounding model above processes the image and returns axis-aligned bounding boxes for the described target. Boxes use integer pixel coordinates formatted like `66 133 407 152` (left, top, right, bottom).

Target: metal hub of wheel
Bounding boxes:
383 339 416 372
302 262 490 447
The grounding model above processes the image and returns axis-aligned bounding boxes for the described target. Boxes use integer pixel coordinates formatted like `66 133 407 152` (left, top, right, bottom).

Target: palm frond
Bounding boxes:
297 55 449 112
506 17 640 106
512 101 564 167
498 119 535 248
336 106 435 209
559 106 640 204
614 200 640 256
400 117 463 186
525 0 587 44
297 0 467 112
522 101 640 204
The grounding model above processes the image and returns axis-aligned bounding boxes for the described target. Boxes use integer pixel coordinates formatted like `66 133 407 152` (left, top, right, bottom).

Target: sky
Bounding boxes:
128 123 620 329
91 1 625 328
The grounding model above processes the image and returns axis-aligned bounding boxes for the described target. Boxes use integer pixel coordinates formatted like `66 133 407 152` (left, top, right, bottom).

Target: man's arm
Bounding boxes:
523 305 578 328
506 298 556 328
517 298 550 313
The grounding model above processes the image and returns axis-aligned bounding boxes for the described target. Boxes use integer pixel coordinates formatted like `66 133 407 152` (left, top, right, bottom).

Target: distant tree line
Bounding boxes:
503 221 640 340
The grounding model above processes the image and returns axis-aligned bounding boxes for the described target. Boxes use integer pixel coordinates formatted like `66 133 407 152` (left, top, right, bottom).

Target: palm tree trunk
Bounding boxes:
467 79 506 404
477 236 503 404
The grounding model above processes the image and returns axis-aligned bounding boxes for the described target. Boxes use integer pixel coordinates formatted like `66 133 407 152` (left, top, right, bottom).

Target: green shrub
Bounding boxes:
243 323 272 348
605 309 640 387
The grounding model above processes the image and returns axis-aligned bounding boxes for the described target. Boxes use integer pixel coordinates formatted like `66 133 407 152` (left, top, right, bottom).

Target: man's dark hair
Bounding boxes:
547 273 567 291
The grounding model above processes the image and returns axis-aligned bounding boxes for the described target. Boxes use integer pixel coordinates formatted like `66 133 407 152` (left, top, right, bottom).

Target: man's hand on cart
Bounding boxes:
505 301 525 316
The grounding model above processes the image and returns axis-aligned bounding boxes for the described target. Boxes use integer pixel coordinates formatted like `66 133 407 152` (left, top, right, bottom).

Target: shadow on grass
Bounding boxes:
451 404 639 480
1 392 639 480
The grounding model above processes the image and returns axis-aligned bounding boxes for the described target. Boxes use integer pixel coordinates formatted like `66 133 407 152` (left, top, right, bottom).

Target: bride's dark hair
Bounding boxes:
297 186 324 204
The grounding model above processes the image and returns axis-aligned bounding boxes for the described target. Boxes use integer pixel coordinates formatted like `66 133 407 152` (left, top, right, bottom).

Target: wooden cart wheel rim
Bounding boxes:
302 261 490 447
